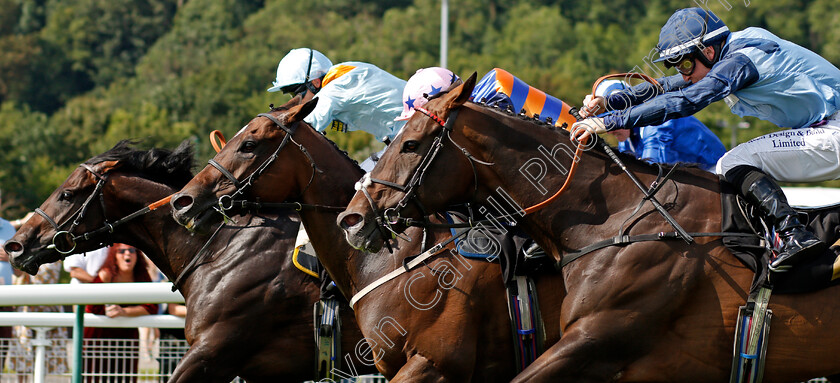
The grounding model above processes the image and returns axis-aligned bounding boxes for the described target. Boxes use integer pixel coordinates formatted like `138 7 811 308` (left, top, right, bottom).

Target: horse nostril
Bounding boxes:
341 213 363 229
4 241 22 255
172 195 194 210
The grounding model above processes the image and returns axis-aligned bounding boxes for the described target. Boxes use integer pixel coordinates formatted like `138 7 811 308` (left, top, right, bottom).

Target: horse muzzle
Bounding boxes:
337 210 384 253
170 192 223 234
5 240 49 275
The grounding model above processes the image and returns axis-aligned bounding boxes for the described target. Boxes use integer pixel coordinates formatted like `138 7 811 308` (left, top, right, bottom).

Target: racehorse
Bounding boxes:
168 97 566 382
337 73 840 382
3 141 375 382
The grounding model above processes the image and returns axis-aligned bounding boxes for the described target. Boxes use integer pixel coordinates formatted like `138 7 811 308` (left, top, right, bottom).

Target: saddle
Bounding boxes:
720 180 840 294
443 211 551 283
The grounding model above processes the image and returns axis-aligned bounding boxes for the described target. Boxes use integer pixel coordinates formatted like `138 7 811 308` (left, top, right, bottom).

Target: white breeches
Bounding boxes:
715 119 840 183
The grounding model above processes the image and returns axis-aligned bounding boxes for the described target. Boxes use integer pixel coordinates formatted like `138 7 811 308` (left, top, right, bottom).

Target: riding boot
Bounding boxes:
734 168 826 270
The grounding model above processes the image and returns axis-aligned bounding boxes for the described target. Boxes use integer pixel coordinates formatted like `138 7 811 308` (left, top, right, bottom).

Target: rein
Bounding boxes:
357 104 587 237
34 162 230 293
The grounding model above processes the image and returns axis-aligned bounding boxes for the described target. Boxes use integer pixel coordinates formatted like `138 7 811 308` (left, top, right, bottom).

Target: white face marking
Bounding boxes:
232 124 249 139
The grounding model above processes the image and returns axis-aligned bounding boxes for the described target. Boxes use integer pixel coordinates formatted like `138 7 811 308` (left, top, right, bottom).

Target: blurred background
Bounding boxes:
1 0 839 217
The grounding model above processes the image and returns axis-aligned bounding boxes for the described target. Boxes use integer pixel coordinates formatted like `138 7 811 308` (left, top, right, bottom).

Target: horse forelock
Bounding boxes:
85 140 196 188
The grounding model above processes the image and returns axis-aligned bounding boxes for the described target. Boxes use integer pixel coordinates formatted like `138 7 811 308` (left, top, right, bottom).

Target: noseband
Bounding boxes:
35 164 110 254
207 112 320 218
357 106 493 240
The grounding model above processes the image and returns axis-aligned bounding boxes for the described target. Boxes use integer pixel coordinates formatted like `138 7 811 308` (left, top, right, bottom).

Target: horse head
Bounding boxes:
170 96 319 233
338 73 486 252
4 140 194 275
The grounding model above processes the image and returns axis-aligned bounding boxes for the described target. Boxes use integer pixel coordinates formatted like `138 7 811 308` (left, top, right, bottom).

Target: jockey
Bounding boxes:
574 7 840 271
268 48 406 147
594 79 726 171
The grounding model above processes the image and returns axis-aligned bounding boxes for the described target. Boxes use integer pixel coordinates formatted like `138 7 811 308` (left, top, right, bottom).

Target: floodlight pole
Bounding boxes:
440 0 448 68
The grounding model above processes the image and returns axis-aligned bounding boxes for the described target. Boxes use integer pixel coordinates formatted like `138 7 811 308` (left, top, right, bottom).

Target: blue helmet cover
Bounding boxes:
655 8 729 64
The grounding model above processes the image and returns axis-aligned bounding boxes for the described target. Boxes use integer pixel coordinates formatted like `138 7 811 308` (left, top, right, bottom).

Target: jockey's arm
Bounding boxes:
603 53 758 131
604 74 688 111
304 91 345 133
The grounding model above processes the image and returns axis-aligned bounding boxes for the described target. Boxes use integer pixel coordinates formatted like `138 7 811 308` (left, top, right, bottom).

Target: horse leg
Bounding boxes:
166 345 238 383
510 317 639 383
388 353 450 383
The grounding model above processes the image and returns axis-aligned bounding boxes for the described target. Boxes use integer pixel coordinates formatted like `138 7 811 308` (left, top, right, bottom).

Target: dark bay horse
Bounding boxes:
168 98 566 382
3 141 375 382
338 74 840 382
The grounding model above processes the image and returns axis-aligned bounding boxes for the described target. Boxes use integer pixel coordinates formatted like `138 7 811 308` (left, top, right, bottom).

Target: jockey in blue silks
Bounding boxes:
594 79 726 171
573 7 840 271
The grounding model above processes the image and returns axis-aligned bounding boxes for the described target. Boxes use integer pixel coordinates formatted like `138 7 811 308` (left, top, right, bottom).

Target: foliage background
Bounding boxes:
1 0 839 216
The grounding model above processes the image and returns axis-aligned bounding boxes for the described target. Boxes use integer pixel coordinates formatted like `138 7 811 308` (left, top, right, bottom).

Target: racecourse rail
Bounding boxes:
0 282 184 383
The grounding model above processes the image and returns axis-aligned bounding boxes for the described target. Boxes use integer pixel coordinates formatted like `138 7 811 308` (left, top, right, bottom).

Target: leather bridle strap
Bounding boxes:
35 208 60 232
38 164 110 254
208 159 242 189
208 112 297 201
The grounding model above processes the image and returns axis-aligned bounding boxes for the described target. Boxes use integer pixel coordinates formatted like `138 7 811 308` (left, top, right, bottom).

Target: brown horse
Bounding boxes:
3 141 375 382
168 98 566 382
338 74 840 382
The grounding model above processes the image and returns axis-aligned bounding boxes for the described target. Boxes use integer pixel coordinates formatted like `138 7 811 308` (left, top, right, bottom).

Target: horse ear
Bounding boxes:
96 160 122 175
287 97 319 123
445 72 477 109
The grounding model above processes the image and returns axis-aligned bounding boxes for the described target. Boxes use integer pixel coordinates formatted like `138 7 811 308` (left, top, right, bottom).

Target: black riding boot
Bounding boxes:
728 166 826 270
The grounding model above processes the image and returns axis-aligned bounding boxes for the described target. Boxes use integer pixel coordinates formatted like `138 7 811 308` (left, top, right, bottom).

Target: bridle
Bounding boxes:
35 164 112 254
356 105 493 242
34 163 176 255
207 112 321 219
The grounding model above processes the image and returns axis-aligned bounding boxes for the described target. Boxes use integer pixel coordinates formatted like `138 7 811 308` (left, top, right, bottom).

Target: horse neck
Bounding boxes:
105 174 198 291
458 106 722 254
292 130 372 299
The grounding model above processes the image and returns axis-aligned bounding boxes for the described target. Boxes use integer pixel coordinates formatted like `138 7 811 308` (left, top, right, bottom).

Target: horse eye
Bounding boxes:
402 140 420 153
59 190 73 201
241 141 257 153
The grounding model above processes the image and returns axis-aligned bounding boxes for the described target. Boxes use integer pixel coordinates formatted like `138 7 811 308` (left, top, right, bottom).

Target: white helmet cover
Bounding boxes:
267 48 333 92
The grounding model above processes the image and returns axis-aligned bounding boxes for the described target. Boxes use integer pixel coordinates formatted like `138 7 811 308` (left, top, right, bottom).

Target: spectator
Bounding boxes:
6 261 69 380
84 244 157 383
157 303 186 382
0 190 35 373
64 247 109 284
0 189 18 353
139 254 163 364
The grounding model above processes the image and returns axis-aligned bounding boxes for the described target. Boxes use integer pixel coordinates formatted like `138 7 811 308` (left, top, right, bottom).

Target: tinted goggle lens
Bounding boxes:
280 83 307 96
665 55 696 75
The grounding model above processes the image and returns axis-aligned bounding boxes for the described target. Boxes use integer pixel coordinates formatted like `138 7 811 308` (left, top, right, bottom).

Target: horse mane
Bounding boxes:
85 140 196 188
306 124 363 173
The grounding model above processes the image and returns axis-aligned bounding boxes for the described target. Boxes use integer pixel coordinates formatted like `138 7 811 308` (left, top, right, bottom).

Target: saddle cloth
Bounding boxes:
293 227 322 279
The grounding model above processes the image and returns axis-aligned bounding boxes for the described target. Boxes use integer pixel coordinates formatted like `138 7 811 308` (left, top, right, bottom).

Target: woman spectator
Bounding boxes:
84 244 157 382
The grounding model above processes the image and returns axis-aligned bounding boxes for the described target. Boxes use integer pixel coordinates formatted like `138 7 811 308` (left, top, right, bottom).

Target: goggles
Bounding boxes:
665 54 697 76
280 83 309 97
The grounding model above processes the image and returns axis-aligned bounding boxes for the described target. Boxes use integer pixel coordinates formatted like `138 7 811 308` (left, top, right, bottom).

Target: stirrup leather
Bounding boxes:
729 287 772 383
314 299 341 380
505 276 546 372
